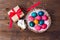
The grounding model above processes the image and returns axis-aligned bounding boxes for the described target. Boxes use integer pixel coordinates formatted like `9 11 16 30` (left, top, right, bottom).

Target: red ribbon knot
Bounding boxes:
9 8 22 29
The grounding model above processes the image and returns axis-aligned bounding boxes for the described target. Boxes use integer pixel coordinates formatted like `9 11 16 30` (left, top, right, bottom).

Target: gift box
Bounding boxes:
8 5 24 22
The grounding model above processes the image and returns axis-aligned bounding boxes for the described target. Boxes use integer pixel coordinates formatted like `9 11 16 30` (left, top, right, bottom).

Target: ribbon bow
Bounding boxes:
9 8 22 29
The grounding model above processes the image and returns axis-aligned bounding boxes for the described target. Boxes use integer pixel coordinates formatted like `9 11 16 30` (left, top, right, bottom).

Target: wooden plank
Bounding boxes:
0 0 60 40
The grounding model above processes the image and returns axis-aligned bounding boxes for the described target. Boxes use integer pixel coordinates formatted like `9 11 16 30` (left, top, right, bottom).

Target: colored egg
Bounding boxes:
28 16 34 21
38 11 44 16
42 24 47 29
29 21 35 27
35 16 42 20
34 19 39 25
31 12 37 17
35 25 41 30
39 20 44 25
42 15 48 20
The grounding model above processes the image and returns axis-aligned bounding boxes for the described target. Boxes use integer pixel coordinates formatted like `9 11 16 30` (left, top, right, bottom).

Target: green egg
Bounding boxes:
31 12 37 17
29 21 35 27
38 11 44 16
39 20 44 25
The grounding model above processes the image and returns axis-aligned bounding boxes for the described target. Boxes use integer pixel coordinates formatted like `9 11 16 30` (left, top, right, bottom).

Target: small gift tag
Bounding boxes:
17 19 26 30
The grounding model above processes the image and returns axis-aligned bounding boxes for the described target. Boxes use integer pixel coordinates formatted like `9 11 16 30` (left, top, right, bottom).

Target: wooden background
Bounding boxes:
0 0 60 40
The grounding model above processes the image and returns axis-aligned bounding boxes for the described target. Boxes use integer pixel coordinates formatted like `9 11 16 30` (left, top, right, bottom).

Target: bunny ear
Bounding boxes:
17 19 26 30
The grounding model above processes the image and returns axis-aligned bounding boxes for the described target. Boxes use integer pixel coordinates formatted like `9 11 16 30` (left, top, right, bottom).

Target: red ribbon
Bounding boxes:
9 8 22 29
27 1 41 12
9 1 41 29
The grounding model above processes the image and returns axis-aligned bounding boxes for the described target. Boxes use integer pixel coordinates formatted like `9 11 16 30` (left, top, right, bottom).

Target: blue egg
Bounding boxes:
31 12 37 17
38 11 44 16
39 20 44 25
29 21 35 27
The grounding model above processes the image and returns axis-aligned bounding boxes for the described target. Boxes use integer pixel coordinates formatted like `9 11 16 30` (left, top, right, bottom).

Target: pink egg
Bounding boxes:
35 25 41 30
42 24 47 29
42 15 48 20
28 16 34 21
35 16 42 20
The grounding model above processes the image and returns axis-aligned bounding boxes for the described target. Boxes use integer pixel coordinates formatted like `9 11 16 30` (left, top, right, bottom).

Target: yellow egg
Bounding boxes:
34 19 39 25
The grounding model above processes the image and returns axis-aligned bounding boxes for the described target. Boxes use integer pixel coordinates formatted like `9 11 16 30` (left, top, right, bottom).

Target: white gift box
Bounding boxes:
8 5 24 22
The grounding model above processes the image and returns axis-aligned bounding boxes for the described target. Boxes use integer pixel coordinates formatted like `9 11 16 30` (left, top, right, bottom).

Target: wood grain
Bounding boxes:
0 0 60 40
